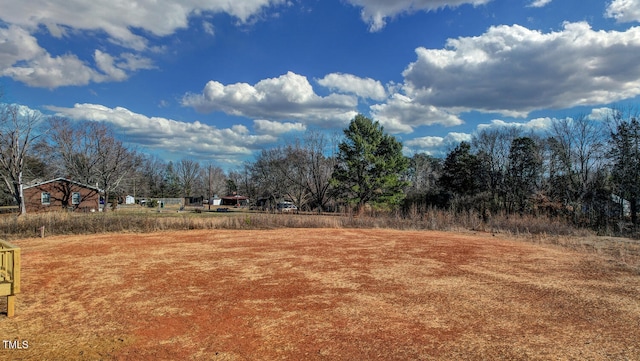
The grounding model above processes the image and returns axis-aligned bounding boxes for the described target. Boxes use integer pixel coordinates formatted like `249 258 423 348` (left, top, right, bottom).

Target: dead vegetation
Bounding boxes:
1 228 639 360
0 210 638 271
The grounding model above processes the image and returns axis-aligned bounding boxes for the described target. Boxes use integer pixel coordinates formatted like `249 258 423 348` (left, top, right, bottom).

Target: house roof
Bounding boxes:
221 195 249 200
24 178 104 192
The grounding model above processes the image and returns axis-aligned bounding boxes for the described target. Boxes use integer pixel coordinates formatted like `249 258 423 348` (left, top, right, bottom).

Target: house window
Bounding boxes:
41 192 51 205
72 192 81 205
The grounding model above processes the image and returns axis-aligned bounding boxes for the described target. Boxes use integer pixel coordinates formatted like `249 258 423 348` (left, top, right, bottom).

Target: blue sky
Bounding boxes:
1 0 640 168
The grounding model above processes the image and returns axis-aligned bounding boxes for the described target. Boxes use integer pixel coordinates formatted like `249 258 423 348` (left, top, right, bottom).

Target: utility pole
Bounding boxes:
207 165 212 211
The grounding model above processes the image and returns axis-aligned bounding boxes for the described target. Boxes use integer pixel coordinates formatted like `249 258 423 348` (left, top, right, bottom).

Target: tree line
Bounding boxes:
2 99 640 234
406 108 640 234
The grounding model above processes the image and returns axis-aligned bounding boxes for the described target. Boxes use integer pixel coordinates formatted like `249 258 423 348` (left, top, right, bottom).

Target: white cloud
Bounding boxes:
476 117 554 132
0 103 45 119
317 73 387 101
94 50 128 82
0 25 154 88
47 103 278 163
405 108 613 156
528 0 552 7
404 132 472 155
0 26 41 67
344 0 492 32
2 52 97 88
182 72 358 127
403 22 640 117
117 53 156 72
203 21 216 36
405 136 447 149
587 107 614 121
0 26 96 88
606 0 640 23
253 119 306 135
0 0 282 87
370 93 464 133
0 0 287 51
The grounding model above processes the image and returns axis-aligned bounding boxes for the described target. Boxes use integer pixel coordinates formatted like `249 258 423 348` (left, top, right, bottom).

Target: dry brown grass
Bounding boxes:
0 209 588 236
1 229 639 360
2 210 639 271
0 209 575 237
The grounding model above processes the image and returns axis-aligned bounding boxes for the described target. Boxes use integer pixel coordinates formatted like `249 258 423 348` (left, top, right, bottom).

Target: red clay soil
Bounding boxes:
1 229 639 360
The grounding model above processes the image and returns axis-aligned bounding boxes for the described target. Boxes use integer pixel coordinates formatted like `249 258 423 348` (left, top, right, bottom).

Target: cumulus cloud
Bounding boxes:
476 117 554 132
587 107 614 121
317 73 387 101
344 0 492 32
402 22 640 117
606 0 640 23
370 93 464 133
253 119 306 135
0 103 45 119
0 0 283 87
47 103 278 163
0 26 41 66
0 26 154 88
0 25 94 87
94 50 128 82
404 105 614 156
404 132 472 155
182 72 358 127
0 0 286 51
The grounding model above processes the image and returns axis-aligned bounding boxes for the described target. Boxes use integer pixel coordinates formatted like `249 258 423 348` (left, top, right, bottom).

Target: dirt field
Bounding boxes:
1 229 639 360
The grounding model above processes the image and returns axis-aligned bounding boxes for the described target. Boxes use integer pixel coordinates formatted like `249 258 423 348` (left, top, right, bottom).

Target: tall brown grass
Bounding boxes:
2 208 638 270
0 207 588 239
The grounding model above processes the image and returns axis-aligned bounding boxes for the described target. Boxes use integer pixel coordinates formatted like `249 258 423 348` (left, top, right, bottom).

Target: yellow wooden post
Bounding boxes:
13 247 20 294
0 240 20 317
7 295 15 317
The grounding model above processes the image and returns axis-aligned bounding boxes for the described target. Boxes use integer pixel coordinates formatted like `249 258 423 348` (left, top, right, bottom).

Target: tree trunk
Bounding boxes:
19 173 26 216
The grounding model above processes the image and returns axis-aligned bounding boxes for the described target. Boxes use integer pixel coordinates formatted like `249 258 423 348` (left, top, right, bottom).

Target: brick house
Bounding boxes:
23 178 103 213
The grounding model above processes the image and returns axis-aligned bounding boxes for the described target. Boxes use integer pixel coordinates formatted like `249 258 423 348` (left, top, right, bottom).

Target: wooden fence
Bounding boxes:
0 240 20 317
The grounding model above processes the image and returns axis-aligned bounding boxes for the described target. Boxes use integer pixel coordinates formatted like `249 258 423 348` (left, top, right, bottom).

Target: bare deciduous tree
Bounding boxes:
40 118 138 210
0 103 42 215
472 127 521 212
547 115 606 221
94 126 139 210
228 164 258 203
301 131 337 212
41 117 101 185
205 163 226 208
250 148 286 211
175 158 201 197
279 143 311 211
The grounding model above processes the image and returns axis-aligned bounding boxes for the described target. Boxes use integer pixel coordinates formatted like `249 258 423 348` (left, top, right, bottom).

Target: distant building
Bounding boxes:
211 196 222 206
184 196 204 207
23 178 103 213
125 195 135 205
221 195 249 207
